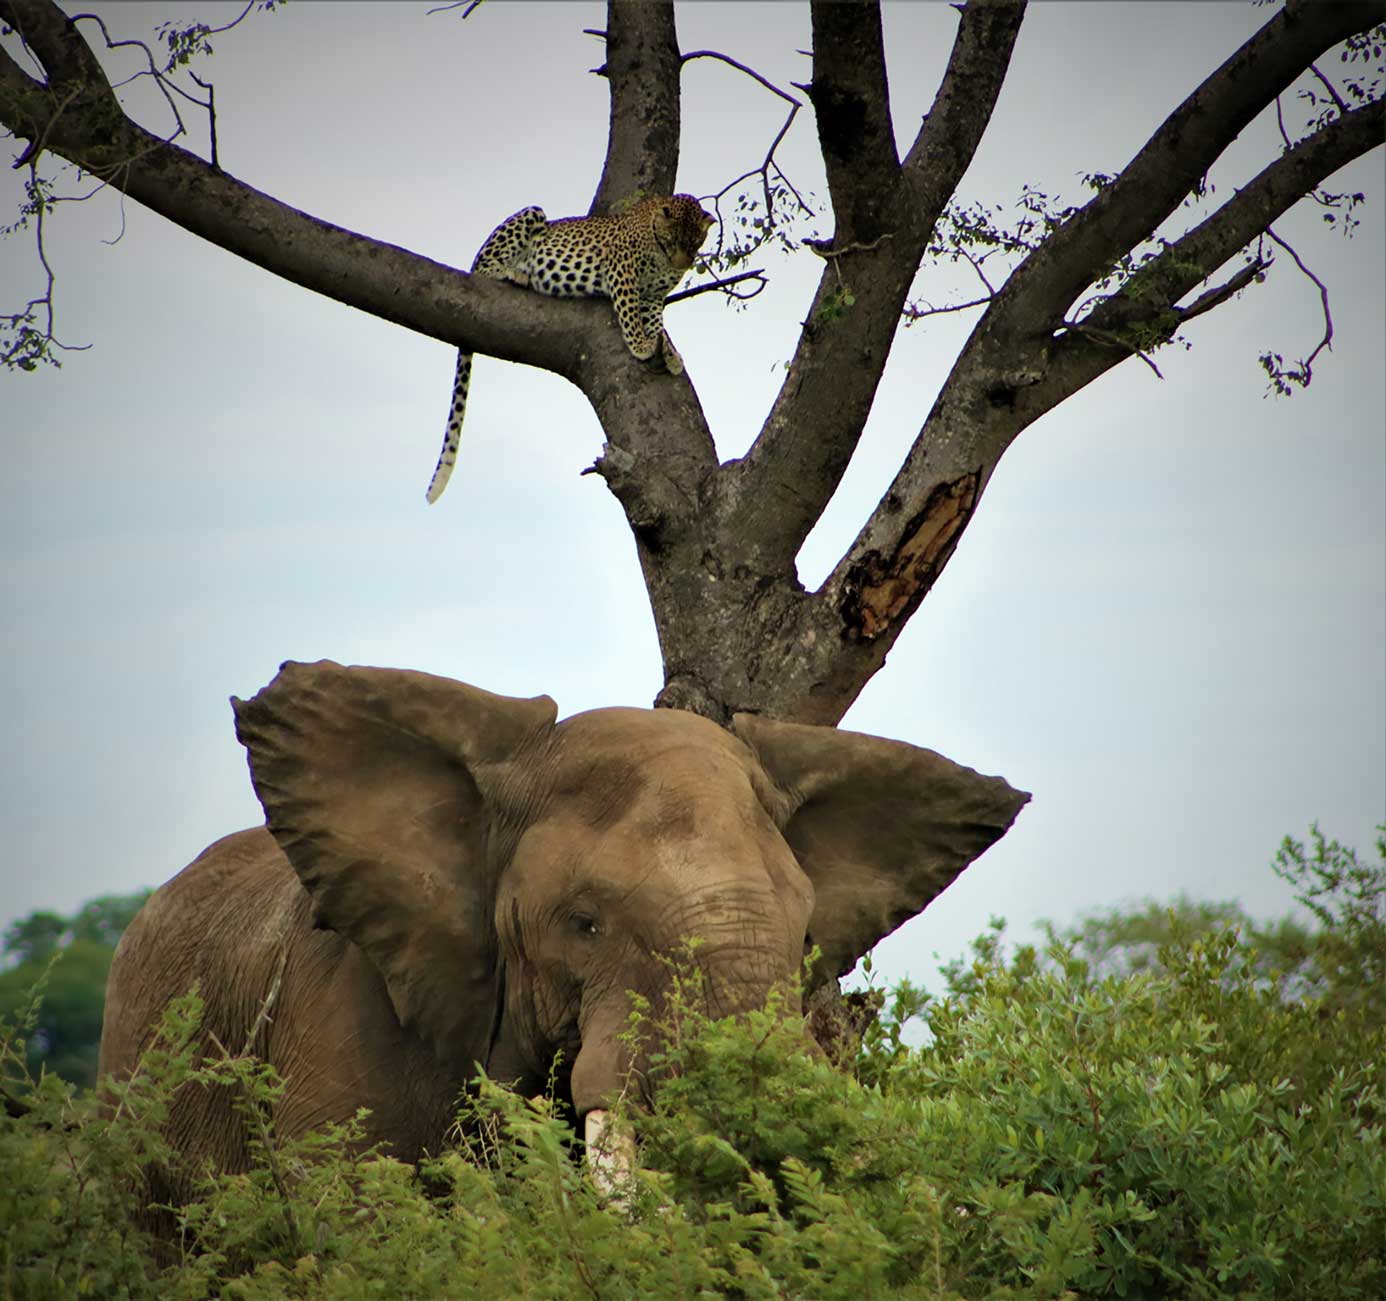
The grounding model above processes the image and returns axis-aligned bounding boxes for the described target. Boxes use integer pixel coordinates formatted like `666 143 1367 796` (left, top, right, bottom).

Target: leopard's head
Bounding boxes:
653 195 716 271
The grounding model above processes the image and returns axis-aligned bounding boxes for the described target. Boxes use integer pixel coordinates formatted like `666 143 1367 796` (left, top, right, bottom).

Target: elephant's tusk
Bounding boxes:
584 1108 636 1207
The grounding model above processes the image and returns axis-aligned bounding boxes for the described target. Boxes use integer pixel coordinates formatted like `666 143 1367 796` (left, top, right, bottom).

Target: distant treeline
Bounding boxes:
0 889 151 1087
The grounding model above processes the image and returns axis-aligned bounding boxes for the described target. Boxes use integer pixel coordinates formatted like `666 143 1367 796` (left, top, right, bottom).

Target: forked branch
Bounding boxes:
682 47 813 268
721 0 1026 573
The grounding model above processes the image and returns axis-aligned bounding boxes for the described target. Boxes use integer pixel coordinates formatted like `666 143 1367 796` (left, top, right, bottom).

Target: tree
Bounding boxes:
0 890 151 1086
1 910 67 968
2 0 1380 736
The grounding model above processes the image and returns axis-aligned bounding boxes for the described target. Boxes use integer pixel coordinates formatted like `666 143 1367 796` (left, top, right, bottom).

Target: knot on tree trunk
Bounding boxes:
654 676 729 723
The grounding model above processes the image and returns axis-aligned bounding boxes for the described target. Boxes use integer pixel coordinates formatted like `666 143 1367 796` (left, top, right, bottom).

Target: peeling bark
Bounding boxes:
841 471 980 641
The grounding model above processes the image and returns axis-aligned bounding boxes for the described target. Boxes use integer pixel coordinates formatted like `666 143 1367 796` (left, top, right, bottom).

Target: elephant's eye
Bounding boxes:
571 912 601 938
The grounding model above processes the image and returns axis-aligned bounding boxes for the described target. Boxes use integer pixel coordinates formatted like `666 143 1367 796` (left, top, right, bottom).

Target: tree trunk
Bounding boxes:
0 0 1381 726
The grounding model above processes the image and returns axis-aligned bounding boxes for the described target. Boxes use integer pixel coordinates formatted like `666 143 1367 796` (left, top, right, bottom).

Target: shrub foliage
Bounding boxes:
1 827 1381 1298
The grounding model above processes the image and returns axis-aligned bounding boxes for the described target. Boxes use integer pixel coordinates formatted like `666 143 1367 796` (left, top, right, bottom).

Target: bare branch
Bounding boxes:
665 269 767 305
1275 91 1295 151
1308 61 1350 116
69 0 262 155
804 232 894 260
427 1 483 16
902 293 993 322
1174 258 1267 327
1262 224 1333 389
805 0 897 244
227 945 286 1057
683 48 812 269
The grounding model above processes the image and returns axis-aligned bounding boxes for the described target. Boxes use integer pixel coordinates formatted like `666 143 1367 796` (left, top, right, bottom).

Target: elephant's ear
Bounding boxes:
732 713 1029 983
232 660 557 1072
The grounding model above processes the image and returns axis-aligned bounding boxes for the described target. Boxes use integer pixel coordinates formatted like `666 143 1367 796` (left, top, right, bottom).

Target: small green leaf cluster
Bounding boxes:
154 4 287 74
0 827 1380 1297
812 283 856 325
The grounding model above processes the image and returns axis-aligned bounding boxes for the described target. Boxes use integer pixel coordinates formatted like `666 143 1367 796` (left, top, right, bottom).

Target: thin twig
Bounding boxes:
13 83 83 170
70 2 260 161
902 293 993 323
1264 224 1333 384
958 244 996 296
5 4 271 364
683 48 813 264
238 946 288 1059
1274 93 1294 151
804 232 895 260
1307 62 1349 116
207 950 298 1254
1 162 91 369
189 71 217 169
665 269 768 305
1173 258 1266 327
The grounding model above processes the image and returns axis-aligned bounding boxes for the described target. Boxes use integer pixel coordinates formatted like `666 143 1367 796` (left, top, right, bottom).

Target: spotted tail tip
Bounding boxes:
425 461 452 505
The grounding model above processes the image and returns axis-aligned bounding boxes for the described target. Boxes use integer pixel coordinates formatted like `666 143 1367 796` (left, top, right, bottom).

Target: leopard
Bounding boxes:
425 194 715 504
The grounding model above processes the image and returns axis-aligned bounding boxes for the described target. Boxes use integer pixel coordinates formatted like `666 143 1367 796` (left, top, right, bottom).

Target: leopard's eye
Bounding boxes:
661 204 673 218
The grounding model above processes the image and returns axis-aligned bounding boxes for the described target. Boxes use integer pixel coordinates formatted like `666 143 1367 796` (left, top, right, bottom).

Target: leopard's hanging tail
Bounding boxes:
425 350 473 504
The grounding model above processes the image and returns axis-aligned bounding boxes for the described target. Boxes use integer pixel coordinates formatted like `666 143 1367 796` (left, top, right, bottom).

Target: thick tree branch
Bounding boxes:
0 20 545 355
803 0 897 244
978 0 1384 352
587 0 680 215
900 0 1027 204
717 0 1025 577
0 0 717 502
799 92 1384 699
1056 96 1384 399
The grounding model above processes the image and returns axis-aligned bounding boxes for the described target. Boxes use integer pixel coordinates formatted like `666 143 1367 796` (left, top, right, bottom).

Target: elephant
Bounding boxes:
98 659 1028 1219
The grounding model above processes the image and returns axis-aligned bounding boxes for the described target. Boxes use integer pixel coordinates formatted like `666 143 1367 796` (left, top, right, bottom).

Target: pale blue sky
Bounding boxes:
2 2 1382 989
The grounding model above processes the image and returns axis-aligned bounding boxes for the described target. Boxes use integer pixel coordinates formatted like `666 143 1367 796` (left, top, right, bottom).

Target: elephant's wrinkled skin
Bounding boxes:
99 660 1028 1213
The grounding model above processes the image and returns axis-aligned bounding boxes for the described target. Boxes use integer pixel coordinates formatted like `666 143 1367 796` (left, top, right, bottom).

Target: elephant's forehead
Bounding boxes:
544 707 761 829
551 707 748 773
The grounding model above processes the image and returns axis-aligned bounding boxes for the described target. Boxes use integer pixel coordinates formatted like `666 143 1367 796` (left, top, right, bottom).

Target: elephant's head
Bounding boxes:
232 660 1027 1122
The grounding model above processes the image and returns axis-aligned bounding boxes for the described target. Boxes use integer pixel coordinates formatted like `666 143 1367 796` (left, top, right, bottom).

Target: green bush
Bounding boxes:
0 827 1380 1298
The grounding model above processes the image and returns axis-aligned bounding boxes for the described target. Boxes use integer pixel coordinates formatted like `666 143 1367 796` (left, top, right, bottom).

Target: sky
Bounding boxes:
1 2 1382 993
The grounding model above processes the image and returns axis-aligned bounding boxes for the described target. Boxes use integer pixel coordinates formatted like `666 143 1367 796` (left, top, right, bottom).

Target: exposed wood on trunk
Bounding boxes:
842 471 980 641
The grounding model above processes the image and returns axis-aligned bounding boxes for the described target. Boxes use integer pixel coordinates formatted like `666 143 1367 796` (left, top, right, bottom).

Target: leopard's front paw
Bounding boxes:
661 334 685 376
